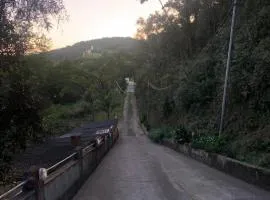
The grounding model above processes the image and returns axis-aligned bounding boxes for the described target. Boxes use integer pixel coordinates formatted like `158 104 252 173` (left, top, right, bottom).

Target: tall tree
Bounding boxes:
0 0 65 178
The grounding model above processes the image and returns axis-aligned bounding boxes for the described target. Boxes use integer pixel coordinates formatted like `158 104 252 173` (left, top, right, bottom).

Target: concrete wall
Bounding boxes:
37 128 119 200
1 125 117 200
44 161 80 200
16 190 36 200
162 140 270 191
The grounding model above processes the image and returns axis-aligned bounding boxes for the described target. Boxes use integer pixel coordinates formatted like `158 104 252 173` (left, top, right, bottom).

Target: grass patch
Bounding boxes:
42 97 124 137
41 101 93 136
191 135 232 154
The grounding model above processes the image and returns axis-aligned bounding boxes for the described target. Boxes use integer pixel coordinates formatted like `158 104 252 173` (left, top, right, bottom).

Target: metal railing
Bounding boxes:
46 152 78 175
0 181 28 199
0 129 115 200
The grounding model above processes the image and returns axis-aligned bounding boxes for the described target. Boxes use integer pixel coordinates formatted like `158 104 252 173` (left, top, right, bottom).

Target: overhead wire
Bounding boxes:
148 81 172 91
115 80 125 94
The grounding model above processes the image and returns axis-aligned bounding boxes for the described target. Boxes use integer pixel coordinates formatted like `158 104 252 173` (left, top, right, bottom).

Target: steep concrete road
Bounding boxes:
73 92 270 200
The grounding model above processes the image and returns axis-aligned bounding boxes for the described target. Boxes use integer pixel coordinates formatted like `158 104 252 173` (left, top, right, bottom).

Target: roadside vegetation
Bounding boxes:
148 126 270 168
0 51 140 181
138 0 270 169
1 0 269 186
0 0 140 183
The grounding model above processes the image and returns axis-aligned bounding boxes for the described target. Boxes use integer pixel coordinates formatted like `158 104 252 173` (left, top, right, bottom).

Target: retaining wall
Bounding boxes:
162 139 270 191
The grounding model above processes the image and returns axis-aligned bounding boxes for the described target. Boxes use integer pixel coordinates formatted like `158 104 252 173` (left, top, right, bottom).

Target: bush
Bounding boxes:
149 129 164 143
172 124 191 144
230 134 270 168
191 135 230 154
175 58 218 112
41 101 92 136
149 125 191 144
149 126 173 143
258 154 270 168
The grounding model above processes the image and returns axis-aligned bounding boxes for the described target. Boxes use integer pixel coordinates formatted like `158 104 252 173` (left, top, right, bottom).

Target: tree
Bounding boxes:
0 0 65 179
136 0 270 168
0 0 65 58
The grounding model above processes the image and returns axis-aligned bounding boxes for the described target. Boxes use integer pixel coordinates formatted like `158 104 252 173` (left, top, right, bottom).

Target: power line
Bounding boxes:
146 80 172 91
115 80 125 94
149 82 172 91
158 0 165 10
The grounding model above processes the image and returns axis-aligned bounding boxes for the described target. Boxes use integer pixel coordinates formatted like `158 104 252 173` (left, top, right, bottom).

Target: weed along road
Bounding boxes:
73 82 270 200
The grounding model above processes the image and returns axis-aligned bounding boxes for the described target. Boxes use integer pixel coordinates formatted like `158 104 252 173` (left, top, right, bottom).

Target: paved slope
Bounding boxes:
73 92 270 200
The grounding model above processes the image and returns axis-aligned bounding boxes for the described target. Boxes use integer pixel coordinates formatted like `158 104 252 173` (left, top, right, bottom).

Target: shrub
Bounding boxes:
258 154 270 168
41 101 93 136
172 124 191 144
191 135 230 154
149 129 164 143
149 126 173 143
230 135 270 168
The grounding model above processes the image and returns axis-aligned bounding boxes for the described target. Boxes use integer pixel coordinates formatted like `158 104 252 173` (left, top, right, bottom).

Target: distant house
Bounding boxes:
82 45 102 58
82 45 93 57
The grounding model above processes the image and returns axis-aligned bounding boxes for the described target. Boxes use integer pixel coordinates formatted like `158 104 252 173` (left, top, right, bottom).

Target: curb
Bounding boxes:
161 139 270 191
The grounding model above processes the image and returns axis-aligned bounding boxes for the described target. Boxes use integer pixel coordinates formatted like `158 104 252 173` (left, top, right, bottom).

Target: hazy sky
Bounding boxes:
48 0 162 49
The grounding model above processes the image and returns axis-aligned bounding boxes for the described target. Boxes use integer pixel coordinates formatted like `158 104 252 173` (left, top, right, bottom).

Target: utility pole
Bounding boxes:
219 0 238 136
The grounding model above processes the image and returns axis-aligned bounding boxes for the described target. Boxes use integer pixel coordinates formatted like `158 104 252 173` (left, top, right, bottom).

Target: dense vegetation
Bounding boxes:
0 47 141 181
0 0 140 182
137 0 270 168
0 0 269 185
0 0 65 181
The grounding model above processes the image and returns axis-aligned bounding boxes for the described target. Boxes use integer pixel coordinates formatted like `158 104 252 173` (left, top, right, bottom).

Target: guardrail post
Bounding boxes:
22 166 45 200
37 178 45 200
76 146 84 183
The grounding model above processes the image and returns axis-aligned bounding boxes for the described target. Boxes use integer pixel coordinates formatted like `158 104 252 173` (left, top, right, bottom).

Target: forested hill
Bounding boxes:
136 0 270 168
1 26 142 182
1 0 269 187
44 37 141 60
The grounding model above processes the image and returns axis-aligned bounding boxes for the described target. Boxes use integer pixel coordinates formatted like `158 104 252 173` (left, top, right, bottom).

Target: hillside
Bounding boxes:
1 35 142 182
136 0 270 168
44 37 141 60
